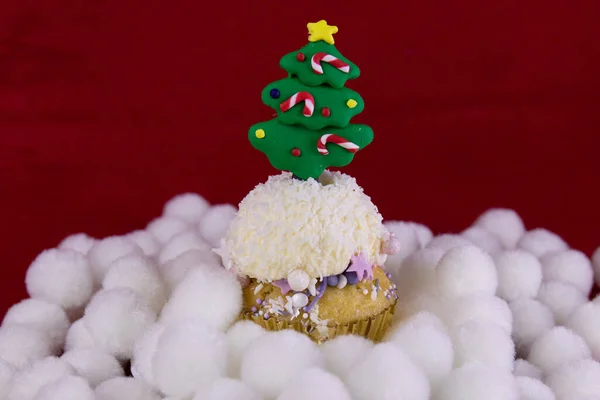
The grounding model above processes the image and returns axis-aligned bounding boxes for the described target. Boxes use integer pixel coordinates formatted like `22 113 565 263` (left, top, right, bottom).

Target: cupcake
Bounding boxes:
214 20 400 343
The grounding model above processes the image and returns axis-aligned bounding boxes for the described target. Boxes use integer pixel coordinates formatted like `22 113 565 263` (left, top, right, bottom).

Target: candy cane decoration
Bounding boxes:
311 52 350 75
317 134 360 155
280 92 315 117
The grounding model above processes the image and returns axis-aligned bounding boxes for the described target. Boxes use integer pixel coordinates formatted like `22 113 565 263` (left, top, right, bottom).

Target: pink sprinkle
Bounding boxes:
256 299 262 305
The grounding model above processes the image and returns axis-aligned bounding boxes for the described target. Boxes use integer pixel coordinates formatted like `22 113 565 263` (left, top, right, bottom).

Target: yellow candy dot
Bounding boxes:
346 99 358 109
255 129 265 139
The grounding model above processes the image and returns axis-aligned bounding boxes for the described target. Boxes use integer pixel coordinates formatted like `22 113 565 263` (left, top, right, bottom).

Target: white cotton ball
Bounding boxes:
0 325 53 369
159 249 221 290
8 357 75 400
125 230 159 256
537 281 586 324
198 204 237 247
33 375 95 400
95 377 161 400
407 222 434 247
25 249 94 311
433 363 519 400
321 335 373 379
451 320 515 370
83 288 157 359
61 349 124 388
241 330 324 399
567 302 600 359
528 327 591 373
461 226 504 255
0 358 15 399
494 250 543 302
516 377 556 400
593 247 600 286
436 245 498 299
163 193 210 224
2 299 70 353
131 323 166 386
427 234 473 253
103 254 167 313
278 368 352 400
545 359 600 400
394 248 445 299
474 208 525 249
193 378 261 400
510 299 555 357
517 229 568 258
383 221 422 277
64 319 97 351
146 216 190 246
443 294 513 334
58 233 95 254
226 321 267 379
158 230 213 264
540 250 594 295
346 343 429 400
152 320 227 399
160 264 241 331
393 292 445 325
514 359 543 380
88 236 142 285
388 315 454 387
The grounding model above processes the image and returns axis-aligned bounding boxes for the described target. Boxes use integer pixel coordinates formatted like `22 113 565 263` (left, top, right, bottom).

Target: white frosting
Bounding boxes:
222 171 389 281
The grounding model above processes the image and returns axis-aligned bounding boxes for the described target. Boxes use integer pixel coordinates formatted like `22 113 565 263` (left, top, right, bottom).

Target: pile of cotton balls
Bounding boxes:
1 194 600 400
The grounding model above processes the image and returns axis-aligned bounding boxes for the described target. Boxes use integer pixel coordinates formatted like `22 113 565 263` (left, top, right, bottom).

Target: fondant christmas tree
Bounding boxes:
249 20 374 180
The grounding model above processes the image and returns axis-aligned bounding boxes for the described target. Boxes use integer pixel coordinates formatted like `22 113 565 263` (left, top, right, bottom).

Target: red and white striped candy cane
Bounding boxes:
317 134 359 155
279 92 315 117
311 52 350 75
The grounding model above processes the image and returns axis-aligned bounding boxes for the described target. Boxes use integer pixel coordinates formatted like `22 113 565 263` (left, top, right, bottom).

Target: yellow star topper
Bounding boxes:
307 20 338 45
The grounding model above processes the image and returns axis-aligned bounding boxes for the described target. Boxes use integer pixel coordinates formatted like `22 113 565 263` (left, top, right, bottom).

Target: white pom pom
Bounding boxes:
394 248 445 299
388 314 454 387
58 233 95 254
593 247 600 286
537 281 586 324
95 377 161 400
25 249 94 311
516 377 556 400
545 359 600 400
510 298 555 357
34 376 95 400
64 319 97 352
152 320 227 399
0 358 15 399
321 335 373 379
226 321 267 378
146 217 189 245
528 327 591 373
160 264 241 331
427 234 473 253
278 368 352 400
346 343 429 400
436 246 498 299
131 323 166 386
241 330 323 399
433 363 519 400
540 250 594 295
2 299 70 353
83 288 157 359
494 250 543 302
461 226 504 255
517 229 568 258
451 320 515 370
514 359 543 380
163 193 210 224
408 222 434 247
198 204 237 247
8 357 74 400
102 254 167 313
442 294 513 334
193 378 261 400
383 221 422 276
474 208 525 249
61 349 123 387
158 230 213 264
567 302 600 360
0 325 53 369
159 249 222 290
125 230 159 256
88 237 142 285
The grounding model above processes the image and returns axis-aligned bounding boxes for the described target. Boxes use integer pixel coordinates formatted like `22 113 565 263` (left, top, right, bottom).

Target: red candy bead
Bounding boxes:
321 107 331 117
291 148 301 157
296 52 306 61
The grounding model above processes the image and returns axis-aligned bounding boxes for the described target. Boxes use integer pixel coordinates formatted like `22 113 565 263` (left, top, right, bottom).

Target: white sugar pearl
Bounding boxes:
336 274 347 289
540 250 594 295
287 270 310 292
473 208 525 249
291 293 309 308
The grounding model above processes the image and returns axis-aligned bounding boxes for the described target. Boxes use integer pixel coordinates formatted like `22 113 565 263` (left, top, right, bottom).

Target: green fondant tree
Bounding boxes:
249 20 374 180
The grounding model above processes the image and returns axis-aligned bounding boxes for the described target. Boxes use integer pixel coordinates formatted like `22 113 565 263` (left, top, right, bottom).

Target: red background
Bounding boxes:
1 0 599 314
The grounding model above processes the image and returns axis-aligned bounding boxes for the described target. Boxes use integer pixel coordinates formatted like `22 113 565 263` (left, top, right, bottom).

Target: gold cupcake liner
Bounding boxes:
239 299 397 344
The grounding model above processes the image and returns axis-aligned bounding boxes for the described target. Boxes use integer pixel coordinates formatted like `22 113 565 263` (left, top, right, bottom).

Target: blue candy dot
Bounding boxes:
345 272 359 285
270 88 280 99
327 275 339 287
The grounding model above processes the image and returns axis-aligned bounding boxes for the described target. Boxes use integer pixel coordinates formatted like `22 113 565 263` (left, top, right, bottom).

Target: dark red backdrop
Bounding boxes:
1 0 599 314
